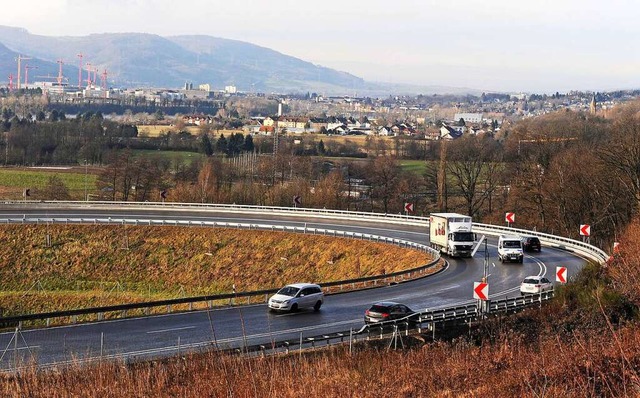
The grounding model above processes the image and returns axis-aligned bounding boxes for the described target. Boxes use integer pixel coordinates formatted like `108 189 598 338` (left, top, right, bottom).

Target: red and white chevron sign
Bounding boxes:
505 212 515 223
473 282 488 300
580 224 591 237
556 266 567 284
404 202 414 213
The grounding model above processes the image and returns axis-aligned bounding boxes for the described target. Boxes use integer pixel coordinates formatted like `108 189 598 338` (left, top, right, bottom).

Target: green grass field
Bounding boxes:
132 149 205 165
400 160 431 175
0 168 97 194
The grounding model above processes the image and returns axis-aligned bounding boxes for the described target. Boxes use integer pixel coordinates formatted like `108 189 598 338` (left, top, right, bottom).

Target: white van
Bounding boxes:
498 235 524 263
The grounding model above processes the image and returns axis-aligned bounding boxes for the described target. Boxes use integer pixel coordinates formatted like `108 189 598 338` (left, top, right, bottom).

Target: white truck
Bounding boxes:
429 213 476 257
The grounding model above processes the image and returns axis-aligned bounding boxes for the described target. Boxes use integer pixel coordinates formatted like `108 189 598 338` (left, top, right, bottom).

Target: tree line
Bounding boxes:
7 101 640 248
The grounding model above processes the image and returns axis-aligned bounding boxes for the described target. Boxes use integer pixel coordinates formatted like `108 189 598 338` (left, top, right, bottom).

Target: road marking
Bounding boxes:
3 345 40 352
147 326 196 334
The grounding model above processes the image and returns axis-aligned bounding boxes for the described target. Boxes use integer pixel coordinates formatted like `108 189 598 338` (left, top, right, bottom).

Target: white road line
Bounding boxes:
147 326 196 334
1 345 40 352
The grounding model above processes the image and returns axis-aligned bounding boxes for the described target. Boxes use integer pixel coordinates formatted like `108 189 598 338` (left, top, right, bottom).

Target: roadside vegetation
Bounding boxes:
0 225 434 316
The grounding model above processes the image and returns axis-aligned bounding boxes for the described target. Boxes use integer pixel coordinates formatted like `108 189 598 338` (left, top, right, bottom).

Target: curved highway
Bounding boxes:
0 206 587 370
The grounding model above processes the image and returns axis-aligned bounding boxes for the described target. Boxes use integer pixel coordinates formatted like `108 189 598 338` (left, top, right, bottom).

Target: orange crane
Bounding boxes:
100 69 108 91
16 55 32 89
85 62 92 87
77 53 83 89
56 59 64 86
24 64 38 86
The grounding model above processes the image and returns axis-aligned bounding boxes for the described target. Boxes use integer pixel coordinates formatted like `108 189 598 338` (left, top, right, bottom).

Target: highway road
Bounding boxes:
0 206 587 370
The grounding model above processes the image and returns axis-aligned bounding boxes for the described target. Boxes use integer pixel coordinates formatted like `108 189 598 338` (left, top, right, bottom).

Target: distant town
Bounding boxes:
3 75 638 143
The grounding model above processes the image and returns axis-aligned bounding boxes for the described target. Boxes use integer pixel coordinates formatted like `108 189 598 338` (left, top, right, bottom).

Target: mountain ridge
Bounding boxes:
0 25 481 95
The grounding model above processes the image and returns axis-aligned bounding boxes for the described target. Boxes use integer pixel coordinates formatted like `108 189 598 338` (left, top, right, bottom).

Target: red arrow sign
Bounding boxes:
505 212 515 223
473 282 488 300
556 267 567 283
580 224 591 236
404 202 414 213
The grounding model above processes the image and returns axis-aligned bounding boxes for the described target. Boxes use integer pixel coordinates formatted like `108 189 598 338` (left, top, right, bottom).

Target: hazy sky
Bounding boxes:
1 0 638 93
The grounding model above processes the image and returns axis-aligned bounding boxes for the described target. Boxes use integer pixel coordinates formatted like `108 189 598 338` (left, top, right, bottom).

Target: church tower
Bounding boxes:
590 93 597 115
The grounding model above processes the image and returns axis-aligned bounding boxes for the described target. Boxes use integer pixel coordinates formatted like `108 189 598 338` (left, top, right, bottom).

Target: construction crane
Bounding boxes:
100 69 108 89
85 62 92 87
77 53 83 89
15 55 32 89
24 64 38 86
56 59 64 86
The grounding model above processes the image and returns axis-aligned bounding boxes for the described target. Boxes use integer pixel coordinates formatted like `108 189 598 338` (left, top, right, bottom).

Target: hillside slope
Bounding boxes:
0 25 364 93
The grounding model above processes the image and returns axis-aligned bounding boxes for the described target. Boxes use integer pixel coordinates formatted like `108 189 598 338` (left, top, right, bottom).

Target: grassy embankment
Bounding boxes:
0 224 435 316
2 221 639 397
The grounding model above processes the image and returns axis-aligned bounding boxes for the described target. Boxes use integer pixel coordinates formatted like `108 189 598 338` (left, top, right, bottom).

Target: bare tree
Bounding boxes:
446 135 503 217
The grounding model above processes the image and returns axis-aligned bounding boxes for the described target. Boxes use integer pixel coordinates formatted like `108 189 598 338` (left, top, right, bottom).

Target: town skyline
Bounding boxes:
0 0 638 94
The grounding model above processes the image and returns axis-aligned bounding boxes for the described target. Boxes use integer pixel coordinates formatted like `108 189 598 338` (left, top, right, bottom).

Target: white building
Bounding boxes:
454 113 483 124
224 85 237 94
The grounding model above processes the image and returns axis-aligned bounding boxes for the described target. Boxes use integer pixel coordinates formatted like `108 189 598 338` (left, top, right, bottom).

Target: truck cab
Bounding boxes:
498 235 524 263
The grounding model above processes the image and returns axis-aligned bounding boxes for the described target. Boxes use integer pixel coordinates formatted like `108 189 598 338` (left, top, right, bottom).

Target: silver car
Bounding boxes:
268 283 324 312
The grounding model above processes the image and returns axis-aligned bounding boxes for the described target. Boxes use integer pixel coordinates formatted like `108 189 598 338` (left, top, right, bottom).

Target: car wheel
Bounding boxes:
314 301 322 311
519 258 524 264
290 303 298 312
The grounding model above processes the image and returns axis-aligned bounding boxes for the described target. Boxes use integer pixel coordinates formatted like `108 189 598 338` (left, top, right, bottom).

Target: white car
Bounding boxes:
268 283 324 312
520 276 553 295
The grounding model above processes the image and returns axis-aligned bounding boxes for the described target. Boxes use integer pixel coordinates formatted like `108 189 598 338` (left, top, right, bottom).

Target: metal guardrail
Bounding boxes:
0 217 441 328
0 200 427 225
0 200 609 264
473 223 609 264
225 291 555 357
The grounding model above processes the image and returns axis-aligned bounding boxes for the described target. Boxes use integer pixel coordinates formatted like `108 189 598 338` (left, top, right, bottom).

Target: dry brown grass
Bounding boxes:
0 224 434 315
2 313 640 397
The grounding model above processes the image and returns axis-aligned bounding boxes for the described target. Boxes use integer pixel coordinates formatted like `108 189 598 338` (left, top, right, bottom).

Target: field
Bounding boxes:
137 125 198 137
131 149 205 165
0 224 435 316
137 125 245 138
400 159 430 174
0 168 98 200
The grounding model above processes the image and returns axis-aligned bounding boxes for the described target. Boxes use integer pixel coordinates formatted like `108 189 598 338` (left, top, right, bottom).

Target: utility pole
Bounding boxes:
84 159 88 201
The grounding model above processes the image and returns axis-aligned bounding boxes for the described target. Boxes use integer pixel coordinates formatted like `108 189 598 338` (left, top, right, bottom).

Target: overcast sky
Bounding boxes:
1 0 638 93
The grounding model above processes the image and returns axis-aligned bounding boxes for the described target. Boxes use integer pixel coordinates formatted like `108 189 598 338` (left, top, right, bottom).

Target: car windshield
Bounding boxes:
523 278 539 284
277 286 300 297
453 232 474 242
504 240 521 248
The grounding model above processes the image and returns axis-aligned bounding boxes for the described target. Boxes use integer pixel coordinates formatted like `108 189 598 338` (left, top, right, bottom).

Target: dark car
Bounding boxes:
522 236 542 252
364 301 417 324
